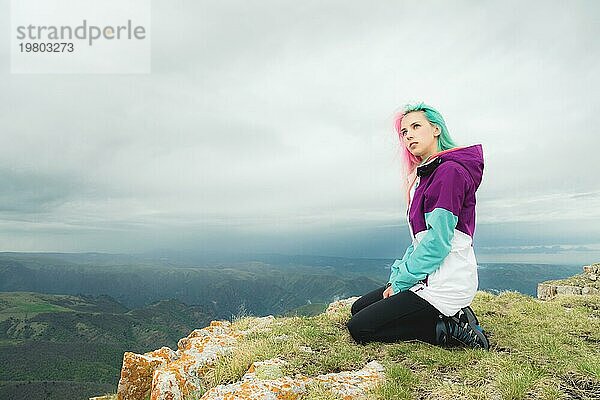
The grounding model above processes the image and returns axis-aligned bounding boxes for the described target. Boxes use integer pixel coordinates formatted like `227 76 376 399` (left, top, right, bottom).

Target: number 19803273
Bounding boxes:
19 42 74 52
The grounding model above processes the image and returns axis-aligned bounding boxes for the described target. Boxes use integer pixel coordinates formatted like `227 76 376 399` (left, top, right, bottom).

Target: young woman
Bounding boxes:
346 102 489 349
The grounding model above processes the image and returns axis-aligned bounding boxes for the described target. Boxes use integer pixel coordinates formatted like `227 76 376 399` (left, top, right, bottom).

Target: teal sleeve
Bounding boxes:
391 208 458 294
388 242 415 285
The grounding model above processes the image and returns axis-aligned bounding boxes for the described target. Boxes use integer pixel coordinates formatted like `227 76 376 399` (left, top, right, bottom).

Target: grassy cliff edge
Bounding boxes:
96 287 599 400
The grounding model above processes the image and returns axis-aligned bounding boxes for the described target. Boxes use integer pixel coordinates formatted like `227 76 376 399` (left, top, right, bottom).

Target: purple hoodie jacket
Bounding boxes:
390 144 484 316
409 144 484 239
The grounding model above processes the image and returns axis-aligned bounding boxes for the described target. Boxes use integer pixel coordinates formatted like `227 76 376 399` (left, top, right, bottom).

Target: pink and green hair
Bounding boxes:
394 102 458 177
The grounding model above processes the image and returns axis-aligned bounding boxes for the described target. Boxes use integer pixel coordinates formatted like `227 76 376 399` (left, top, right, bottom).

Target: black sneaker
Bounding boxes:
435 311 489 350
458 306 485 334
461 306 479 325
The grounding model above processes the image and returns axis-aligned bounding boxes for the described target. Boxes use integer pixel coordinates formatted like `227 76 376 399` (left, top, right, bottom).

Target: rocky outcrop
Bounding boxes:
201 358 384 399
583 264 599 280
537 263 600 300
116 347 178 400
110 298 384 400
116 317 275 400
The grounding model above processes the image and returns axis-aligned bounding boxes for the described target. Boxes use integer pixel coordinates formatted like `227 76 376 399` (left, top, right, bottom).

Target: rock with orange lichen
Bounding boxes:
199 358 385 400
150 368 185 400
98 301 389 400
201 375 310 400
325 297 360 315
151 321 240 400
115 317 279 400
200 357 309 400
312 360 385 399
243 357 287 381
116 346 178 400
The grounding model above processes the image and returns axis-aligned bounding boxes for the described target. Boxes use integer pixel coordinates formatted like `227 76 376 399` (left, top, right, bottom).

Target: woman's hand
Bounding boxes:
383 285 394 299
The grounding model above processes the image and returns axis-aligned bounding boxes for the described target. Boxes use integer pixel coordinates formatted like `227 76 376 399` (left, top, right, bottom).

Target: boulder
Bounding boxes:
537 263 600 300
199 358 385 400
116 347 178 400
116 318 276 400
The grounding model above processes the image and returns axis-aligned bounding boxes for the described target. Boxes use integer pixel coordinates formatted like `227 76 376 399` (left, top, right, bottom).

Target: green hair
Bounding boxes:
394 102 458 175
400 102 457 151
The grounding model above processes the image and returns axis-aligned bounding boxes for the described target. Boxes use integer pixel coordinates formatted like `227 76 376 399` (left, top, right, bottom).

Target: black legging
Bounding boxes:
346 285 442 345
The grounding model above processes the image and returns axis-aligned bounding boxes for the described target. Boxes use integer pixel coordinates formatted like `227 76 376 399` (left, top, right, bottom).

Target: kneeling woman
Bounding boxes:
347 102 489 349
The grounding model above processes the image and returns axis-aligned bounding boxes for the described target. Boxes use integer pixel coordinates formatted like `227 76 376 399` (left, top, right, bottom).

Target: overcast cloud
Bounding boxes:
1 0 599 264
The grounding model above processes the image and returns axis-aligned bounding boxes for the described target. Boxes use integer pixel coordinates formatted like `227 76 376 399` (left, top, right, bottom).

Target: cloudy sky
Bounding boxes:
1 0 599 264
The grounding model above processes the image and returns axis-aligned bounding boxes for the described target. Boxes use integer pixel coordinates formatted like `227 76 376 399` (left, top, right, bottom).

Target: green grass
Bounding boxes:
193 291 600 400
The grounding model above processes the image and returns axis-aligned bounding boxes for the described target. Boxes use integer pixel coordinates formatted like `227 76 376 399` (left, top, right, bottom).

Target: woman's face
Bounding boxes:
399 111 440 161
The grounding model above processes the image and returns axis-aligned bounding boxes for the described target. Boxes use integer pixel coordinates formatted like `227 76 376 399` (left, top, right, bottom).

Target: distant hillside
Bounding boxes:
0 252 385 317
0 292 215 400
0 252 582 316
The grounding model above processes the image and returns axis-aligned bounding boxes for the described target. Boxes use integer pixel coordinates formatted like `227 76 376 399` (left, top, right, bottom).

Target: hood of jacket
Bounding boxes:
433 144 484 190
